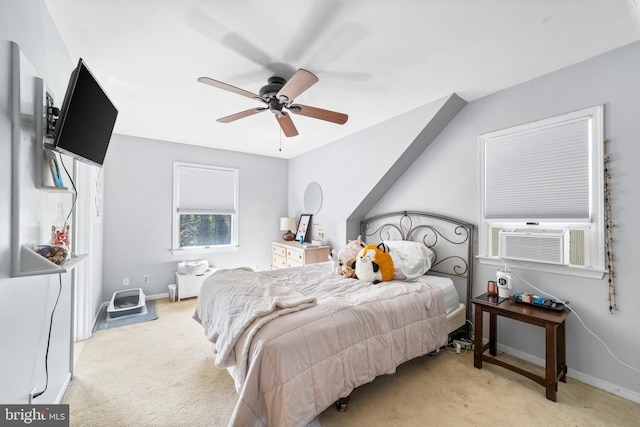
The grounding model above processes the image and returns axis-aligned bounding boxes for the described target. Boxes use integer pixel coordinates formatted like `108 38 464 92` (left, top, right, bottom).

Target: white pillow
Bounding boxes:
384 240 434 281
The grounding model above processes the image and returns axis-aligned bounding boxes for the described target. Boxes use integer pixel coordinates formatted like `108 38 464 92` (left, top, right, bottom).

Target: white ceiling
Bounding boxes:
44 0 640 159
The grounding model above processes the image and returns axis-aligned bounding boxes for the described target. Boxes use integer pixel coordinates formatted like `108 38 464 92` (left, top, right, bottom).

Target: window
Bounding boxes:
478 106 605 278
172 162 238 252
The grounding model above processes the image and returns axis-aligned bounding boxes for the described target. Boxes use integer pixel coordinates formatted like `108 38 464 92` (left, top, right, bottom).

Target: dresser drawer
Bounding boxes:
272 244 287 257
272 253 287 269
286 248 305 264
287 258 303 268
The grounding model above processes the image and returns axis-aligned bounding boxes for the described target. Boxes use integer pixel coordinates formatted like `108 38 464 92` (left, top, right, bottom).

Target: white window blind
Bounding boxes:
177 165 237 214
484 118 590 219
478 105 605 277
172 162 239 252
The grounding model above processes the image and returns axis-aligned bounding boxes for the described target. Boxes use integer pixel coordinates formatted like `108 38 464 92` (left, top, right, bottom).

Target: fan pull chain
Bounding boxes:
604 138 617 314
278 128 282 151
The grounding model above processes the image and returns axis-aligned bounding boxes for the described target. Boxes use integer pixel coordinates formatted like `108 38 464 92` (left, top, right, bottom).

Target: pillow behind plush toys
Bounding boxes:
383 240 434 281
353 243 394 284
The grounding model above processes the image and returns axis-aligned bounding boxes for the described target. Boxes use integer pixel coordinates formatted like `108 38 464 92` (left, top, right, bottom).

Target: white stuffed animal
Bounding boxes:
329 235 366 274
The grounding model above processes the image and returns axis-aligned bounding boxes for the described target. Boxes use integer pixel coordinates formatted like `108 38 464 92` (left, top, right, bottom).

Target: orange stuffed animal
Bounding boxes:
353 243 394 284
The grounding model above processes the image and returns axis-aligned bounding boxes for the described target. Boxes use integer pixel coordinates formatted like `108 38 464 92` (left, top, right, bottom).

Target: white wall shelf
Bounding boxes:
10 42 85 277
37 185 71 193
14 245 87 278
37 149 71 192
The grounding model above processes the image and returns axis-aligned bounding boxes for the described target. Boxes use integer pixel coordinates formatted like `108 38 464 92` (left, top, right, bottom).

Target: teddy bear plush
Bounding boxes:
340 257 358 278
353 243 394 284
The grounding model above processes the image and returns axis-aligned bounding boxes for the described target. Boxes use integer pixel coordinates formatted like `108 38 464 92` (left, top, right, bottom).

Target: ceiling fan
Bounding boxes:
197 69 348 137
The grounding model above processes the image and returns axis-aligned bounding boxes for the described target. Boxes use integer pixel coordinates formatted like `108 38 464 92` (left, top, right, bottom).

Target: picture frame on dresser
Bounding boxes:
296 214 312 242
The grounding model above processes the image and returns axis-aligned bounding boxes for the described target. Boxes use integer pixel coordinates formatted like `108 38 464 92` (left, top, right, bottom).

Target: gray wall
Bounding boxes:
0 0 77 404
101 134 288 301
291 41 640 401
288 94 465 250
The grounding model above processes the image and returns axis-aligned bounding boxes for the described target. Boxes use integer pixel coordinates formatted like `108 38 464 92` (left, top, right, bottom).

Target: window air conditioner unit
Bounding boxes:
498 228 569 265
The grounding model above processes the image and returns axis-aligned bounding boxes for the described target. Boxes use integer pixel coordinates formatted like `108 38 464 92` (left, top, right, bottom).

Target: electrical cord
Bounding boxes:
465 318 474 338
58 155 77 222
502 261 640 376
32 274 63 400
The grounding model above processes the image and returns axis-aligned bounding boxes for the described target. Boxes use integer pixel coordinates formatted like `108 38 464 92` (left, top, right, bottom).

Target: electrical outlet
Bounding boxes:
122 277 129 286
143 275 150 283
29 386 37 404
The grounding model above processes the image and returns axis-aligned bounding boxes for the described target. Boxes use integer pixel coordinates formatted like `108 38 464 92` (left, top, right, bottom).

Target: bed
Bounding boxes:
194 211 473 427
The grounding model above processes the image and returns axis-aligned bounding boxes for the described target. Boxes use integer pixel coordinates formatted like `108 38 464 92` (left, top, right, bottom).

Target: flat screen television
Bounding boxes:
45 58 118 167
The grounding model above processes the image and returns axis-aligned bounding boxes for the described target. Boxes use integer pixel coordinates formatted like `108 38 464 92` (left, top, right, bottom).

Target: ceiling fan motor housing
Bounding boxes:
260 76 287 115
259 76 286 98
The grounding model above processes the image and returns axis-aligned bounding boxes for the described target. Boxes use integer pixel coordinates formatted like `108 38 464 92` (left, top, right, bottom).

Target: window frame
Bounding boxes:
171 162 239 254
477 106 606 279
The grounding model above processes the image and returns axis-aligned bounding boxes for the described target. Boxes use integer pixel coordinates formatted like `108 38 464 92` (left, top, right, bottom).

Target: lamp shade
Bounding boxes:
280 217 297 231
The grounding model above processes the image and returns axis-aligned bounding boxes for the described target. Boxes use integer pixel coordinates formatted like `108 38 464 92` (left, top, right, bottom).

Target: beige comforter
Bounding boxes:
195 262 447 427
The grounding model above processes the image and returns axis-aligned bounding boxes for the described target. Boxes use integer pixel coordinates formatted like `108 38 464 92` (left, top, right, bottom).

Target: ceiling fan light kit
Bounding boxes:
198 69 348 137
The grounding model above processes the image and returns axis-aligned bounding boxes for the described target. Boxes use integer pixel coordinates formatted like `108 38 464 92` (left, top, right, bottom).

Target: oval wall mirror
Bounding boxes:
304 182 323 215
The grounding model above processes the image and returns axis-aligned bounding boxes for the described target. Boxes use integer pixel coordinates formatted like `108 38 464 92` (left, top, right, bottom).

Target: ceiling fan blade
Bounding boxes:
289 104 348 125
198 77 265 102
275 112 298 137
217 107 267 123
276 69 319 103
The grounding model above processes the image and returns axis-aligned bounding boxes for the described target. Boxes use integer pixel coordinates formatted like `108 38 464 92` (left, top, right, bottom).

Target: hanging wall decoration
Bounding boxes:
604 138 617 314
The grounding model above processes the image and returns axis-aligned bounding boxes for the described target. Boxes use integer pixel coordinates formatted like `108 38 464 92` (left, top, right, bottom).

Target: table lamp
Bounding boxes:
280 217 297 241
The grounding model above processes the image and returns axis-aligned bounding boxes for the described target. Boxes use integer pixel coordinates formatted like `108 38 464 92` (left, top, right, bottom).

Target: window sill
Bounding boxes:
476 256 607 280
171 246 239 256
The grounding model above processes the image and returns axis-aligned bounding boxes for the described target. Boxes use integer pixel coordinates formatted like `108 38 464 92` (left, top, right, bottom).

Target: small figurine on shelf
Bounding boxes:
52 225 70 248
51 202 70 258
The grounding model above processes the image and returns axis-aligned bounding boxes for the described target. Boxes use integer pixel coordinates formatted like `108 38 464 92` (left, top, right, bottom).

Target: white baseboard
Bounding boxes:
497 343 640 404
54 372 71 404
145 292 169 300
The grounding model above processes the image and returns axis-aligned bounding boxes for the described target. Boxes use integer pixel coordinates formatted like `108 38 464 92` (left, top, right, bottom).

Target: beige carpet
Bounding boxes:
63 298 639 426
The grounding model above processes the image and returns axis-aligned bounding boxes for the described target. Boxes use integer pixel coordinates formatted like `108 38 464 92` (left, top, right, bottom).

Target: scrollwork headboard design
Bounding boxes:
360 211 474 321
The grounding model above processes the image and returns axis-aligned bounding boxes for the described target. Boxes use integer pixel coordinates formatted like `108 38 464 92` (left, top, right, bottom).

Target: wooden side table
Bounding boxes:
471 294 570 401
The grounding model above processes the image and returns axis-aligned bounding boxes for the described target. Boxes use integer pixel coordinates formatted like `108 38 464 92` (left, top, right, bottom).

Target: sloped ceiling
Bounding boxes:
44 0 640 159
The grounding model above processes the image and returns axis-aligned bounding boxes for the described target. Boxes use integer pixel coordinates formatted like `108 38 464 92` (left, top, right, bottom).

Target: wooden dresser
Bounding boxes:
272 240 330 269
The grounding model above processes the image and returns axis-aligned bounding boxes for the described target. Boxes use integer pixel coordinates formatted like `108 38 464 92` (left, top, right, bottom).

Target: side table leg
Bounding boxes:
474 304 483 369
545 323 558 401
558 320 567 383
489 312 497 356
